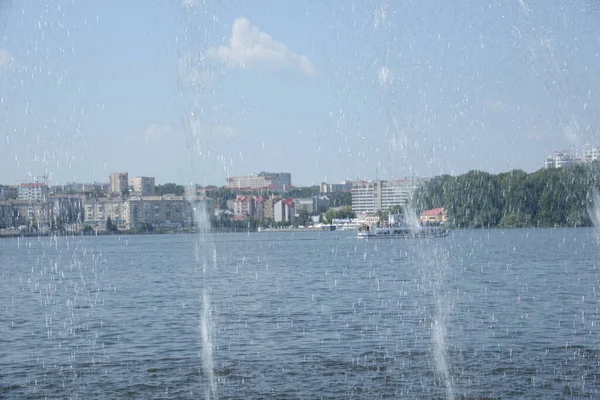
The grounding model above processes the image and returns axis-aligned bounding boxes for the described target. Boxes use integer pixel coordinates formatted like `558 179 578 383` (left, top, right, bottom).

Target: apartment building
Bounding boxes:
79 194 214 230
351 182 377 214
320 180 352 193
293 198 314 213
351 179 422 214
17 183 49 201
109 172 129 193
233 195 255 218
293 195 330 214
0 194 82 230
227 172 292 190
273 198 295 223
254 196 265 220
264 195 280 220
84 198 127 227
0 200 52 229
131 176 156 196
544 151 575 169
50 195 84 225
544 148 600 169
123 195 214 229
582 147 600 163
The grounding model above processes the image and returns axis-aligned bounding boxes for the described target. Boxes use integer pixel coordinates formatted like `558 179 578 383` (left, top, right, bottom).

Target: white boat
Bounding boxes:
357 224 449 239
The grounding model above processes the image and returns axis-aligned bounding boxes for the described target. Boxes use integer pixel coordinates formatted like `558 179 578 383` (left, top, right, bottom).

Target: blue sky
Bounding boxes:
0 0 599 186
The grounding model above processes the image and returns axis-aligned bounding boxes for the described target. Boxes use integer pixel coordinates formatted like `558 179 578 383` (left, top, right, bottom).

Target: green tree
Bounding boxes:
139 223 155 233
324 206 355 224
296 209 312 227
328 191 352 207
207 186 235 210
156 183 185 195
106 217 119 233
414 166 597 228
285 186 320 198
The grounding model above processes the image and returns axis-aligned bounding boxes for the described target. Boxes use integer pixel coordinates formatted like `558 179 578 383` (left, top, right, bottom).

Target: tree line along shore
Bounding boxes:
414 163 600 228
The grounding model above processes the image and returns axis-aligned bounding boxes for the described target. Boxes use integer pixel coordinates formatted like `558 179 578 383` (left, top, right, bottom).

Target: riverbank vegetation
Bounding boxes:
414 163 600 228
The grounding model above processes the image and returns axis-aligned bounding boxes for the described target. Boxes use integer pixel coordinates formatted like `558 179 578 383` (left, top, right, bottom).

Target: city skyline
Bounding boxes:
1 1 599 187
4 142 600 188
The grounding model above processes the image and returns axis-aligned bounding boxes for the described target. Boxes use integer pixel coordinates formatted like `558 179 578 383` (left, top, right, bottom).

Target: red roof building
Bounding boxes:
419 207 448 224
233 195 255 218
273 198 295 223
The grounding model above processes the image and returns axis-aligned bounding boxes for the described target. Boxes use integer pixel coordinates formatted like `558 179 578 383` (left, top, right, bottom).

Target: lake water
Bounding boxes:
1 228 600 399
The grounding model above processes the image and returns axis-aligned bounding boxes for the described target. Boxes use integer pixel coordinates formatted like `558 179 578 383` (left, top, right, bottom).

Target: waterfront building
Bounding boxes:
254 196 265 220
544 151 575 169
109 172 129 194
293 197 315 213
320 180 352 193
0 193 82 230
351 182 377 214
292 196 329 214
233 195 255 218
313 194 330 213
351 179 423 214
131 176 156 196
582 147 600 163
419 208 448 224
124 195 187 229
227 172 292 190
83 197 126 228
264 195 281 220
543 147 600 169
0 199 52 229
273 198 295 223
50 195 84 226
80 193 216 230
17 183 49 201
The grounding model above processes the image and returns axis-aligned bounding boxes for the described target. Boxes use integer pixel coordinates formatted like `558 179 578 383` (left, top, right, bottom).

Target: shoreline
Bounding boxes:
1 224 596 239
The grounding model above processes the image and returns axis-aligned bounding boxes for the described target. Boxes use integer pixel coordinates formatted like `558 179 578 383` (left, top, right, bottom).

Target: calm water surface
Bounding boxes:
1 228 600 399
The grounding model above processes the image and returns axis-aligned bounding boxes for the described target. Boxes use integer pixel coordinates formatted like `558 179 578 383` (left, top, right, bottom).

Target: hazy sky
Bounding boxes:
0 0 599 186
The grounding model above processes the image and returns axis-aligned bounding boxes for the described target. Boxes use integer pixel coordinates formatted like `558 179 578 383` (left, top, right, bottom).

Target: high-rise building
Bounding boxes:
320 181 352 193
109 172 129 194
131 177 156 196
582 147 600 163
227 172 292 190
544 151 574 169
233 195 255 218
273 198 295 223
351 179 423 214
17 183 49 201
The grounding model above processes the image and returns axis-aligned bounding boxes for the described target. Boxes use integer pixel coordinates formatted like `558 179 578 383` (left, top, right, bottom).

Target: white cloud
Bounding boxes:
207 17 316 76
0 49 13 70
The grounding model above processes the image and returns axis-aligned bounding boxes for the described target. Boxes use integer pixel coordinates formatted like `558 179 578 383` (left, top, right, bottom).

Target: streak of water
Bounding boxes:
515 0 600 228
180 2 222 398
201 289 216 399
372 2 455 396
